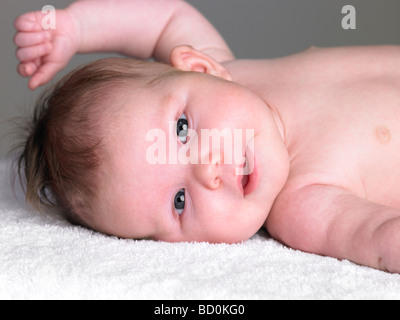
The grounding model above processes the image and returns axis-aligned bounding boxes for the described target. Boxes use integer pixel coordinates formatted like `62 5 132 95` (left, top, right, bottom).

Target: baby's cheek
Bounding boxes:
201 205 254 243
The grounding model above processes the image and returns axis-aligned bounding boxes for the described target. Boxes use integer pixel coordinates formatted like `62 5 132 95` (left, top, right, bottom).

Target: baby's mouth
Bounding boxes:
238 148 258 196
240 157 250 191
241 174 250 190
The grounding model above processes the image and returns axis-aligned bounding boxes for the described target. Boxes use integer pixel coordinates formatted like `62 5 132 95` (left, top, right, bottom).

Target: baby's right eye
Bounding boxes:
174 189 185 216
177 113 188 143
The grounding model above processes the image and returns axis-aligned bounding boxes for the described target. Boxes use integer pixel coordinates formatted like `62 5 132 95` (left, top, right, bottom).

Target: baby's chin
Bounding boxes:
211 215 268 244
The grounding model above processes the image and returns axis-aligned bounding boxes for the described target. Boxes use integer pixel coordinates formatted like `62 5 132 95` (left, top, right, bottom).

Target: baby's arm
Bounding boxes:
14 0 233 89
68 0 233 62
269 185 400 273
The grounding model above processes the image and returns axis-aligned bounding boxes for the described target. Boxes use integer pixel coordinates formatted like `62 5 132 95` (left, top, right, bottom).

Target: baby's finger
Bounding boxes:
16 42 52 62
14 31 50 47
17 62 39 77
29 61 60 90
14 12 43 32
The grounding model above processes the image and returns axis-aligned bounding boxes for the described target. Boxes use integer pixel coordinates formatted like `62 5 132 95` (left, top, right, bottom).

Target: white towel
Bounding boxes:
1 159 400 299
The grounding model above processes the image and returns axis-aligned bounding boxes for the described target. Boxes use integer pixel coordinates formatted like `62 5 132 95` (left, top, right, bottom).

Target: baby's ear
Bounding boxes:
170 45 232 81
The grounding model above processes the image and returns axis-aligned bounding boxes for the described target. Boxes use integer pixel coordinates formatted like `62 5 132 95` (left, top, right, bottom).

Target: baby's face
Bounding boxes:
95 70 289 243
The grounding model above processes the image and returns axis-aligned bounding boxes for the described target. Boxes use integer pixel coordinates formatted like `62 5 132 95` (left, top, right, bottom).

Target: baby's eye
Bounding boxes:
174 189 185 215
177 113 188 143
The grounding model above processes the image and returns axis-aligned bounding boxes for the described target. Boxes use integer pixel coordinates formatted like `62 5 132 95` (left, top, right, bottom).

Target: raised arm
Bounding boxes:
69 0 234 63
14 0 234 89
268 184 400 273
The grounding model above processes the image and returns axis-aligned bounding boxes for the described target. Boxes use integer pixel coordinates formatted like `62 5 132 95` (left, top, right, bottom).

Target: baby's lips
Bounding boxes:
243 136 255 176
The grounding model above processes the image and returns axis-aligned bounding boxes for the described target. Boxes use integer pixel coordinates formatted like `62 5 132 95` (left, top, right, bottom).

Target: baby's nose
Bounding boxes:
192 152 224 190
193 163 221 190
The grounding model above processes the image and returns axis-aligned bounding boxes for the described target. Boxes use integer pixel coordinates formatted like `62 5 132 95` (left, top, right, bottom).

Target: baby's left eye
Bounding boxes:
174 189 185 215
177 113 188 143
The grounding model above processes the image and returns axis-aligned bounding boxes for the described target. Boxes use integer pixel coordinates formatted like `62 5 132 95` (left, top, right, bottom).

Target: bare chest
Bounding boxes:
229 46 400 208
278 74 400 208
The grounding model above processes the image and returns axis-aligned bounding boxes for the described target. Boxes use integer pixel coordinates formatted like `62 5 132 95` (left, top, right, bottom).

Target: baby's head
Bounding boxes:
18 46 289 243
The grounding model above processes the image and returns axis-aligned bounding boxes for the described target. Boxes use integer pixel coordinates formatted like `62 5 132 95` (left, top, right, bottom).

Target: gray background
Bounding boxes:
1 0 399 160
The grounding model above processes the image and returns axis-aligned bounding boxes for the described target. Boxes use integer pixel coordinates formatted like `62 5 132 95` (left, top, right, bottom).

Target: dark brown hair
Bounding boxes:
16 57 174 225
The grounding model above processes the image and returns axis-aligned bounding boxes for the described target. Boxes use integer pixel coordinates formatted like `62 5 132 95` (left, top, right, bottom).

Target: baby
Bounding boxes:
14 0 400 273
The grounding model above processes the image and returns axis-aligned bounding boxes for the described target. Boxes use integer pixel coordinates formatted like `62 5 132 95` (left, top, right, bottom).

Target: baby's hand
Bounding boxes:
14 9 80 90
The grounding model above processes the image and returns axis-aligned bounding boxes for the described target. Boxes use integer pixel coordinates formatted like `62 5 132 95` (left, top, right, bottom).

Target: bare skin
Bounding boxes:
226 46 400 272
14 0 400 272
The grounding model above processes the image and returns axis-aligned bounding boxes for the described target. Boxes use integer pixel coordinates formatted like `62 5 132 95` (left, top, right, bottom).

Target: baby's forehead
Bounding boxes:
102 88 162 130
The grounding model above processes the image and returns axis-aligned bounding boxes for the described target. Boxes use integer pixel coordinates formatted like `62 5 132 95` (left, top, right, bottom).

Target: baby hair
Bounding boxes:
16 57 174 226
